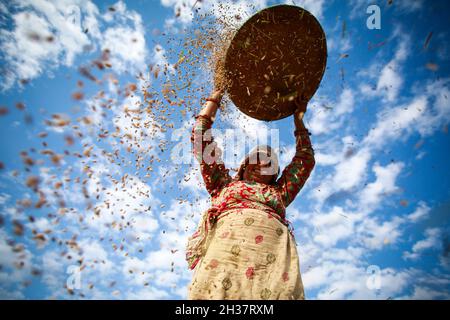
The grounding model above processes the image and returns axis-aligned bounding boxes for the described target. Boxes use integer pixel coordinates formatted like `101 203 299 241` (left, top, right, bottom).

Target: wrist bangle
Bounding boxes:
294 129 311 136
206 97 220 105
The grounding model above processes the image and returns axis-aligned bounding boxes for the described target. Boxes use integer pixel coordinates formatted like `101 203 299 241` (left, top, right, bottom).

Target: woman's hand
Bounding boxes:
210 90 224 103
199 90 224 122
294 94 308 129
294 93 308 129
294 93 308 119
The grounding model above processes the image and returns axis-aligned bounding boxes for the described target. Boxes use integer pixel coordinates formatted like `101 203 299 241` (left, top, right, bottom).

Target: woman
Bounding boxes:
186 89 316 300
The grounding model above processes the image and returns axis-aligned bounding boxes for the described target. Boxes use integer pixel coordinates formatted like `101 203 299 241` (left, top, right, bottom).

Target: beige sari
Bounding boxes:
187 208 305 300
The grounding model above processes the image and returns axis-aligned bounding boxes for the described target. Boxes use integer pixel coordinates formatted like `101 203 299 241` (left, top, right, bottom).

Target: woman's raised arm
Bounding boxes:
191 90 232 197
275 96 316 207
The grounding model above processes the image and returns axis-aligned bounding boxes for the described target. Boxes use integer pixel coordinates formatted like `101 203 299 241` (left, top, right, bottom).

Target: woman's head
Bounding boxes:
235 145 280 185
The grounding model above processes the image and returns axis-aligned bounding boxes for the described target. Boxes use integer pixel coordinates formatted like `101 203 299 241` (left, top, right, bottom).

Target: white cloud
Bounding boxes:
362 76 450 151
309 89 355 135
363 96 427 150
27 217 52 232
112 94 165 154
311 206 357 246
407 201 431 222
318 246 364 263
100 1 148 73
178 165 208 195
418 78 450 135
150 44 175 75
101 26 146 73
0 192 11 205
160 199 205 234
303 261 410 299
403 228 442 261
222 105 272 142
357 216 404 250
0 287 25 299
407 286 450 300
40 238 121 299
0 230 34 290
130 214 159 239
78 239 116 274
358 162 404 210
314 151 341 166
160 0 197 25
377 60 404 102
278 144 296 169
0 0 100 90
0 0 148 91
358 33 409 103
87 173 159 236
327 147 371 191
160 0 277 31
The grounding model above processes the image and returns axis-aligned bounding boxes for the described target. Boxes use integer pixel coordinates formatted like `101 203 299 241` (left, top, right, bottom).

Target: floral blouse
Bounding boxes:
191 114 316 226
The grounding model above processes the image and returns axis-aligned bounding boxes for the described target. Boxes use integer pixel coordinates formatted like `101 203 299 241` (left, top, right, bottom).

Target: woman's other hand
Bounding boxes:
199 89 224 122
294 93 308 118
210 90 224 103
294 93 308 129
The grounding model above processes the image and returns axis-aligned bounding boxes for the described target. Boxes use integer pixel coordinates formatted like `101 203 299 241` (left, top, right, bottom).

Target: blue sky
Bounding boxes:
0 0 449 299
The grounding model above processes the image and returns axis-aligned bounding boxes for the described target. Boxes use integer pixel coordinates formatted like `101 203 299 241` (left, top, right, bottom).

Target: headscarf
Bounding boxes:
233 144 280 185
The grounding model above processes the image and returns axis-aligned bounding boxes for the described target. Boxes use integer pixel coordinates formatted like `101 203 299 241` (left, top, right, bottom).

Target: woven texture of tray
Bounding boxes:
225 5 327 121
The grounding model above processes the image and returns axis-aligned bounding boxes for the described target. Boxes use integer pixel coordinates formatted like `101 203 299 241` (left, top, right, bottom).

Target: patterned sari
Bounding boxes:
186 114 315 300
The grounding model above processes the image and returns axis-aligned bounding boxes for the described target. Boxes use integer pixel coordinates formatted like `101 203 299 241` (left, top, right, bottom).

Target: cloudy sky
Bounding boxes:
0 0 449 300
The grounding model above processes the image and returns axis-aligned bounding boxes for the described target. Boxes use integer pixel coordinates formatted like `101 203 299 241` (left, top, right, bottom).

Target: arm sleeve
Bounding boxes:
276 128 316 207
191 114 232 197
